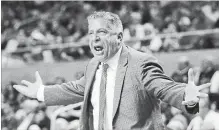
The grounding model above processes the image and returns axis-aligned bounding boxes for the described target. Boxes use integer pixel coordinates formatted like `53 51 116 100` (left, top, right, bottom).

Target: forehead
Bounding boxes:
88 18 111 31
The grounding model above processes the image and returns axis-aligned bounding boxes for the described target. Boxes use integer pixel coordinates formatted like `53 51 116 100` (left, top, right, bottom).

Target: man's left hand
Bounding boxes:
182 68 211 105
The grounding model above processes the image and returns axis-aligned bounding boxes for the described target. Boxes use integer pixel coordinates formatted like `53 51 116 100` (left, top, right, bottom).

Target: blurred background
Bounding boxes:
1 1 219 130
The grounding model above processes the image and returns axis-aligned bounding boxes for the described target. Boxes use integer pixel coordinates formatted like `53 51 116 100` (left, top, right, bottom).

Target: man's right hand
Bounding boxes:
13 71 43 99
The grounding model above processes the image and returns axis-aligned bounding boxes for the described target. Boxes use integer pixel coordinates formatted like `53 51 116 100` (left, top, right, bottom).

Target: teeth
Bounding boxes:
94 46 103 51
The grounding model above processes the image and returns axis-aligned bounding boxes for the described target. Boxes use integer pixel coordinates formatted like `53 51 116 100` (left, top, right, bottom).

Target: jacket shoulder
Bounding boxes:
127 47 164 76
127 47 158 63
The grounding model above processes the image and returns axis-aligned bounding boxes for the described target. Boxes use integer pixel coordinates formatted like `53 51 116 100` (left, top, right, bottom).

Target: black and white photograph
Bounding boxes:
1 1 219 130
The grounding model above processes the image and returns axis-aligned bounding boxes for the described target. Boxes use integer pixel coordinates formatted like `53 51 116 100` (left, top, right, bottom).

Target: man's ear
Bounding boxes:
117 32 123 42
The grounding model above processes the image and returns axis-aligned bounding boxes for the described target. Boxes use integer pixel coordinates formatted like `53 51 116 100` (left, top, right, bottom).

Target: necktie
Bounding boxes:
98 63 109 130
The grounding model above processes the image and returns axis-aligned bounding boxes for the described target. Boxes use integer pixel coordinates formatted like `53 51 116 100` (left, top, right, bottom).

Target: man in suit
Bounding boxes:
14 11 211 130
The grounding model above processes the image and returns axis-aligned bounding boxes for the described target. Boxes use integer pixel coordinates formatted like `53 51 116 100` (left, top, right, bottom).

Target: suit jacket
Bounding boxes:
44 45 198 130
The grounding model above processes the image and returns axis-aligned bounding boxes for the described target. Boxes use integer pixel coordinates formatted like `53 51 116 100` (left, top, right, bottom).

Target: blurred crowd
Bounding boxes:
1 71 84 130
165 55 219 130
2 56 219 130
1 1 219 68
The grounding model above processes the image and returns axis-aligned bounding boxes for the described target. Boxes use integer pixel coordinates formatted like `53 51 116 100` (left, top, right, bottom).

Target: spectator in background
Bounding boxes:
30 21 48 45
187 86 219 130
131 12 145 39
51 20 69 39
14 109 28 126
17 113 35 130
162 22 180 52
123 11 144 51
55 118 69 130
201 2 219 29
144 23 163 52
196 56 217 85
2 29 29 67
209 71 219 110
171 56 192 83
67 119 80 130
28 124 41 130
1 81 30 130
193 34 216 49
64 18 78 43
148 2 163 30
210 71 219 95
167 114 188 130
2 81 24 111
1 103 18 130
32 109 50 130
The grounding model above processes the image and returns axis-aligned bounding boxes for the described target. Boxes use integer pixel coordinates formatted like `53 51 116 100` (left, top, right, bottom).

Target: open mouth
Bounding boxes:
94 46 103 51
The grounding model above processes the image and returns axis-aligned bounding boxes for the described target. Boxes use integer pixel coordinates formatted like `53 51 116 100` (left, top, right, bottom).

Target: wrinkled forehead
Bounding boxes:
88 18 115 31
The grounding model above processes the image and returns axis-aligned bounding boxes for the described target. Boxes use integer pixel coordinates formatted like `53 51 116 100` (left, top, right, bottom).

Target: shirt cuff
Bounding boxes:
187 103 197 108
37 85 45 102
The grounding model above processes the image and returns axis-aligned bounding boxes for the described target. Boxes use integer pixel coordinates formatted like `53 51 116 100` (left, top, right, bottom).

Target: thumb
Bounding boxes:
188 68 195 84
35 71 42 84
13 85 29 97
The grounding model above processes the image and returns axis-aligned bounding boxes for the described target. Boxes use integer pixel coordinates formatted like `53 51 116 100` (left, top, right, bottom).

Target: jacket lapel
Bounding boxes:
85 60 100 97
112 45 128 121
80 59 99 130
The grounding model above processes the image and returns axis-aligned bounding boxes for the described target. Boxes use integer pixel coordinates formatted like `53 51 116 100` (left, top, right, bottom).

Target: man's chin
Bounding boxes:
94 55 105 62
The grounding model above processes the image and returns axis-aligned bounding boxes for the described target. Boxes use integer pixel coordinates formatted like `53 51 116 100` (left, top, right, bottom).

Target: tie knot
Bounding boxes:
102 63 109 71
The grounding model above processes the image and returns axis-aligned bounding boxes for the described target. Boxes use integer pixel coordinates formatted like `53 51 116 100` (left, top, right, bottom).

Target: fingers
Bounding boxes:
188 68 195 84
21 80 32 86
182 92 208 105
13 85 28 95
35 71 42 83
198 93 208 98
198 83 211 91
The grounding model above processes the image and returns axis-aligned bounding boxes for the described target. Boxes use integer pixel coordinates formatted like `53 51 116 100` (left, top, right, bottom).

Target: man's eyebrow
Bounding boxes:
88 30 93 33
89 28 109 32
97 28 108 31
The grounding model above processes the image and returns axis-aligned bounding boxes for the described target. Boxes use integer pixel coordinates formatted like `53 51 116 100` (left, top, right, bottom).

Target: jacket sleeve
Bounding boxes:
138 55 198 114
44 76 86 106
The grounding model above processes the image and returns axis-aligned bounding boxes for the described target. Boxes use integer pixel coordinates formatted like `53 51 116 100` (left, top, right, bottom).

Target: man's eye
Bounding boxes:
89 32 93 35
97 30 107 35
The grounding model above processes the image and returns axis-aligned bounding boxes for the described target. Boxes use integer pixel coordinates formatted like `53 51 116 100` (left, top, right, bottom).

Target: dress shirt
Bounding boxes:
37 85 45 102
37 47 122 130
91 47 122 130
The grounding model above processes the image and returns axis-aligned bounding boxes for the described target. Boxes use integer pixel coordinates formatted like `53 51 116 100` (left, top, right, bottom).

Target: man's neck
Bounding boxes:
102 46 122 63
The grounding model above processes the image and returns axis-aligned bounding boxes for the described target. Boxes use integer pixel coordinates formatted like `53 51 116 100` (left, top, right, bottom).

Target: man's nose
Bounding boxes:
92 34 100 42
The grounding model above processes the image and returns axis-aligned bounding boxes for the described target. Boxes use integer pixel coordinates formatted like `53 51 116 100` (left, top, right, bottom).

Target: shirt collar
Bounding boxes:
102 46 122 70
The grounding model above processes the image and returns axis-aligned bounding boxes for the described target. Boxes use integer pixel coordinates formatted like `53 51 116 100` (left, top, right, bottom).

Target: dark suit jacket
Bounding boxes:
44 45 198 130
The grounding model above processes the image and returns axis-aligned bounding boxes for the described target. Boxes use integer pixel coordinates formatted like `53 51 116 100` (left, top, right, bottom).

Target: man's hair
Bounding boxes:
87 11 123 33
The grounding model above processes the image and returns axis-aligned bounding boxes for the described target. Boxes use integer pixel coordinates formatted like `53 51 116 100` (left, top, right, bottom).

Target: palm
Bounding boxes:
13 71 43 99
182 68 211 105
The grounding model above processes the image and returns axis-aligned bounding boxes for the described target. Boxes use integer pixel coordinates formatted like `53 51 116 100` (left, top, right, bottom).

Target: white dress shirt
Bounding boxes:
91 47 122 130
37 47 122 130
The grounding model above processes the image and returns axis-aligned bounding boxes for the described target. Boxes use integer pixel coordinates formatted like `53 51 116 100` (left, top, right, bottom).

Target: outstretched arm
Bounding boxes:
139 57 210 114
44 76 85 106
13 71 86 106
